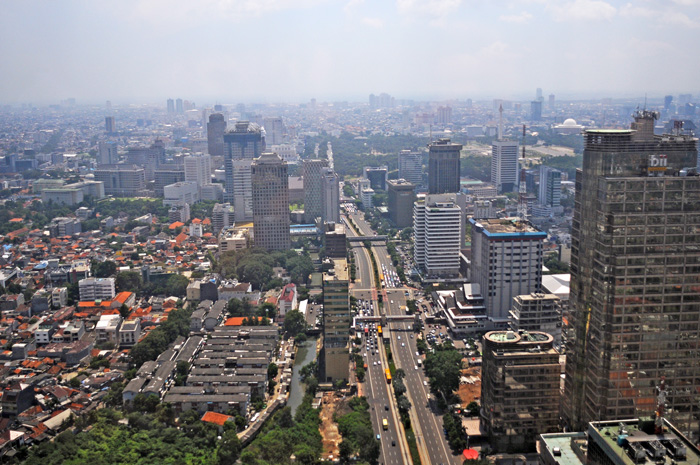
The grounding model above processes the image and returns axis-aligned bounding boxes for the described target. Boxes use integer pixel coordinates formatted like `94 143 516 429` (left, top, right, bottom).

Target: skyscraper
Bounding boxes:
530 100 543 121
470 218 546 323
321 258 349 383
413 194 464 278
263 117 286 146
320 167 340 224
428 138 462 194
207 113 226 157
563 110 700 437
538 165 562 208
251 152 289 251
105 116 116 134
167 98 175 114
223 121 263 221
491 139 520 194
184 153 212 187
387 179 415 228
97 141 118 165
398 149 422 186
303 159 329 223
175 98 184 114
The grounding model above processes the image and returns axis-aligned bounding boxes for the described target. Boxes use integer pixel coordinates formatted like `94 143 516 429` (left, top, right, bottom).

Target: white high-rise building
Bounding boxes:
469 218 546 323
413 194 464 278
164 181 199 206
321 167 340 224
231 159 253 222
399 150 422 186
184 153 212 186
98 141 118 165
491 140 520 194
538 165 561 208
263 117 286 146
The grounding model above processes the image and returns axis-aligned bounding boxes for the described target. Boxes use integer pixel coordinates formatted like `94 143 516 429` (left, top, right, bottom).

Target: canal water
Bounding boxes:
287 337 318 415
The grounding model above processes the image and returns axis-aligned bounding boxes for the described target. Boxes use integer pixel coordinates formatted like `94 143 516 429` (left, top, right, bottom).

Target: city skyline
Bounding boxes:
1 0 700 104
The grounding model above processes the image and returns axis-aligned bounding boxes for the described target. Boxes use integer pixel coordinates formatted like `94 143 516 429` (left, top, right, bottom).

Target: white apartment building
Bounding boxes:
491 140 520 194
413 194 464 278
79 277 116 301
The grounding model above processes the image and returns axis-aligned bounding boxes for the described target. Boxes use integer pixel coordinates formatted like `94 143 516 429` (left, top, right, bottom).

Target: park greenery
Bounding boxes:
115 270 190 298
217 248 314 290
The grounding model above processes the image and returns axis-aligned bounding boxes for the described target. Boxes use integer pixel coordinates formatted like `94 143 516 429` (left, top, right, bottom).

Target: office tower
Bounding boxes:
361 187 374 209
93 165 147 197
98 141 118 165
538 165 562 207
164 181 199 206
125 139 166 182
530 100 543 121
184 153 212 186
436 106 452 125
413 194 464 278
387 179 415 228
481 330 559 451
491 140 520 194
207 113 227 157
223 121 263 221
399 149 422 186
664 95 674 111
252 152 290 251
212 203 234 234
473 200 496 219
428 138 462 194
320 167 340 224
154 166 185 197
105 116 116 134
303 159 329 223
470 218 546 323
263 117 286 146
563 110 700 436
321 258 349 383
363 166 389 191
175 98 184 113
214 104 223 112
509 293 562 346
324 223 346 259
167 98 175 114
536 87 543 101
548 94 555 109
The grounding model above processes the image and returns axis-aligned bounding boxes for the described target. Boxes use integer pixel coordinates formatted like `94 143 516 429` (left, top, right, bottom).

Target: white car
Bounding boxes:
414 365 418 370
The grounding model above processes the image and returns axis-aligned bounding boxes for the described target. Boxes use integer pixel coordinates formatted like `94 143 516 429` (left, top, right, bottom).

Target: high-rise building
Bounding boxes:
105 116 116 134
153 166 185 197
321 258 349 383
664 94 674 111
167 98 175 114
320 167 340 224
563 110 700 437
207 113 227 157
263 117 286 146
413 194 464 278
175 98 184 114
98 141 118 165
212 203 234 234
94 165 147 197
324 223 346 259
252 152 289 251
470 218 546 323
363 166 388 191
79 277 116 301
538 165 562 208
387 179 415 228
428 138 462 194
531 100 543 121
303 159 329 223
491 139 520 194
436 106 452 125
223 121 263 221
509 293 562 346
481 330 560 451
548 94 555 109
184 153 212 187
399 150 422 186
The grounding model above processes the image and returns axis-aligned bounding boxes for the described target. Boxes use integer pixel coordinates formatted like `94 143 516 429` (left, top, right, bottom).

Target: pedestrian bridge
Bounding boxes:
347 235 388 242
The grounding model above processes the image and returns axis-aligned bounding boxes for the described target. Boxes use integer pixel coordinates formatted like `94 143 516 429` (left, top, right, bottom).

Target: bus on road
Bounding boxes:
382 418 388 430
385 368 392 384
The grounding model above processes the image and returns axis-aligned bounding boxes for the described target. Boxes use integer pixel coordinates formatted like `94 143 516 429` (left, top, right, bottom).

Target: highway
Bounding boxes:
345 214 411 464
348 211 463 465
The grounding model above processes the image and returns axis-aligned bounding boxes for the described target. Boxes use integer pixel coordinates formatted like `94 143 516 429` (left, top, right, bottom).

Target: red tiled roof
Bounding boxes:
224 316 264 326
201 411 233 426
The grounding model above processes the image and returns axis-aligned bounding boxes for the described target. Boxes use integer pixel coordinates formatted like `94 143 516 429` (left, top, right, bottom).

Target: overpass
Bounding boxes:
347 235 388 242
353 314 420 327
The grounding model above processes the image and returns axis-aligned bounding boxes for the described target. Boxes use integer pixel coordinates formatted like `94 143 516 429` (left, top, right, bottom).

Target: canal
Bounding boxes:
287 336 318 415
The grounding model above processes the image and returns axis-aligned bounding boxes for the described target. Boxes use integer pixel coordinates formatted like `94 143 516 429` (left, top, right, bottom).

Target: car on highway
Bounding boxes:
384 405 389 411
401 343 405 347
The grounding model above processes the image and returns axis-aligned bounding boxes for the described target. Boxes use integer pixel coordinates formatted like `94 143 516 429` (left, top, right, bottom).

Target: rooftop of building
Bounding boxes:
538 432 587 465
485 330 553 344
515 292 560 302
470 218 547 238
589 418 700 465
323 258 348 282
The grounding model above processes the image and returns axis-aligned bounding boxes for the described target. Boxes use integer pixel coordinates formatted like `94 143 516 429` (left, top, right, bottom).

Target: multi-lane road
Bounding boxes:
344 211 463 465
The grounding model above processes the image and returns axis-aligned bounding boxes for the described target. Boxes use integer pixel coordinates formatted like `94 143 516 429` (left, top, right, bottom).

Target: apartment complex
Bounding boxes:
78 277 116 301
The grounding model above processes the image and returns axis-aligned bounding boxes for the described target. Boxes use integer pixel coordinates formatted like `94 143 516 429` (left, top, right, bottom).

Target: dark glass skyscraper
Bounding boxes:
223 121 263 221
428 138 461 194
563 111 700 439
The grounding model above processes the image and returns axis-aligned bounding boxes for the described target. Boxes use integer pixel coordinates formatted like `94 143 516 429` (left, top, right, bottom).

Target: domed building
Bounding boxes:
553 118 585 135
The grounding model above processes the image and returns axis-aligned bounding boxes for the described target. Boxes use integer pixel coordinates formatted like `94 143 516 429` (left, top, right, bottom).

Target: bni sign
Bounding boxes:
648 154 668 172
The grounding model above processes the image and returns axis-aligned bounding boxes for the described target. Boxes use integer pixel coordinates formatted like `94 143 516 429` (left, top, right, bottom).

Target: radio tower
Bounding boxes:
517 124 528 221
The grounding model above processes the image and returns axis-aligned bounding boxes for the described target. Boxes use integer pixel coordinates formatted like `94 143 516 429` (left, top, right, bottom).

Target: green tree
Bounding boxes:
115 270 143 294
283 310 307 337
217 428 242 464
91 260 117 278
424 343 463 400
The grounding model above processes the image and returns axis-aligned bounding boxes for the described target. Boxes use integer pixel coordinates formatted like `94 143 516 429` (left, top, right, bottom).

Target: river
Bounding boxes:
287 336 318 415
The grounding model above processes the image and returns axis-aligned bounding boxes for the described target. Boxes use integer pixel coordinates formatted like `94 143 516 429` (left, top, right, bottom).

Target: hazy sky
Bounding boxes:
1 0 699 104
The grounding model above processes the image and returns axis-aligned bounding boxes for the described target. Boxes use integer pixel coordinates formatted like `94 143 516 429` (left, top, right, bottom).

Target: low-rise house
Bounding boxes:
95 314 122 344
118 320 141 347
